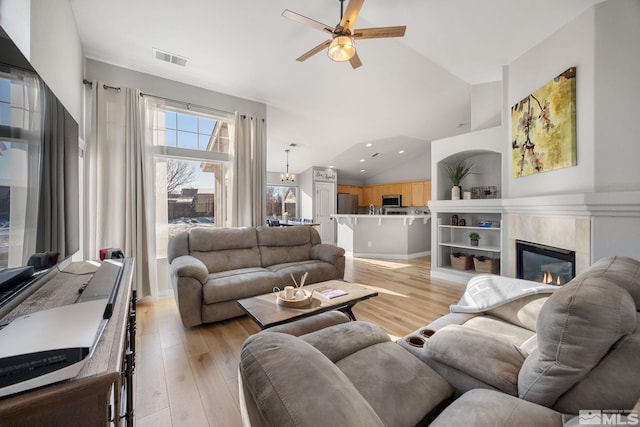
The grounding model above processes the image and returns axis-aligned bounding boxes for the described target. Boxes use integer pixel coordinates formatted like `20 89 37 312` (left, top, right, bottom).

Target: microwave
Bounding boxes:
382 195 402 207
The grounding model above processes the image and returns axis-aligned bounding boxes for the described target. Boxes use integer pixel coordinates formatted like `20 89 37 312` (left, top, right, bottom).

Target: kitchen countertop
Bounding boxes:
331 213 431 225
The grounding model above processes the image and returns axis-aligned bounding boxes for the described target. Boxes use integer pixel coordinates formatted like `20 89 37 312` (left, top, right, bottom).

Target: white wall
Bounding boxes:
0 0 30 59
0 0 85 122
471 81 502 131
85 59 266 119
298 168 314 221
507 6 596 198
504 1 640 198
364 151 431 185
593 0 640 192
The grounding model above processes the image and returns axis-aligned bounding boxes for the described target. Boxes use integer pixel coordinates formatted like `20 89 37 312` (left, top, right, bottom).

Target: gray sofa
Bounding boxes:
239 255 640 426
168 226 345 327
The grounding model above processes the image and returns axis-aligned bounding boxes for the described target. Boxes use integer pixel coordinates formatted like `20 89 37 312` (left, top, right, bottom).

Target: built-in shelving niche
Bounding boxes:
436 150 502 201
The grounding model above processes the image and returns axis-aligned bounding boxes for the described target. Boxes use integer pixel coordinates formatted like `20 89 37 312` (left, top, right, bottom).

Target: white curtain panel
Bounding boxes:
230 113 266 227
88 82 157 298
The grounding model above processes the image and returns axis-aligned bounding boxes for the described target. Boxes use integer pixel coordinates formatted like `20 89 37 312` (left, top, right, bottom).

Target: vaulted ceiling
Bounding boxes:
70 0 604 181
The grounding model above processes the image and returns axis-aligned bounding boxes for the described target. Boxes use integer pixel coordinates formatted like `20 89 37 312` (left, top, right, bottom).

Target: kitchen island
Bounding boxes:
332 214 431 259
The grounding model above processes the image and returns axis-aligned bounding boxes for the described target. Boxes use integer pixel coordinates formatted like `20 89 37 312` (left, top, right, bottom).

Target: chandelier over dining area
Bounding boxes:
281 149 294 182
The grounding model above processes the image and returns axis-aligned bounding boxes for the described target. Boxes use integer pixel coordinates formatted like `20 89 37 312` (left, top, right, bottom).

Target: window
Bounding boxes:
146 100 234 256
266 186 298 220
0 72 41 269
160 158 224 240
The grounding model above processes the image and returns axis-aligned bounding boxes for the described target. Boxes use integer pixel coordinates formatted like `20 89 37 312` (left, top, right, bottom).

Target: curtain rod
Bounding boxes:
139 91 233 117
82 79 121 92
82 80 260 120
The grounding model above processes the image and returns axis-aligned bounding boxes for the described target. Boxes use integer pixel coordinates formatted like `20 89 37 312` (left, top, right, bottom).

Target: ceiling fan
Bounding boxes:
282 0 406 69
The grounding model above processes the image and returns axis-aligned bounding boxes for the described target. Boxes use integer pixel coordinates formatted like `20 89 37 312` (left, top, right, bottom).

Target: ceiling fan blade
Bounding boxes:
349 52 363 69
282 9 335 34
339 0 365 32
352 26 406 40
296 39 332 62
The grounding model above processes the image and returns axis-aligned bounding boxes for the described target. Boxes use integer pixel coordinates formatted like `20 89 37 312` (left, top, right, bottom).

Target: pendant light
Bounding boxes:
281 149 295 182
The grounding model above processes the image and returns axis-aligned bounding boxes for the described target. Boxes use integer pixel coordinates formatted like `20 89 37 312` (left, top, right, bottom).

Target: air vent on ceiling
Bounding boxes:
371 152 381 157
153 48 188 67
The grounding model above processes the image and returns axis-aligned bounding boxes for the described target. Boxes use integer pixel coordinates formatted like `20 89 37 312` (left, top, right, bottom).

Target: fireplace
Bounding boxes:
516 240 576 285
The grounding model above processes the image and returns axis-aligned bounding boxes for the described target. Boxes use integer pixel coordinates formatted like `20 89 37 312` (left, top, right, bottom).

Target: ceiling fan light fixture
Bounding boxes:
327 36 356 62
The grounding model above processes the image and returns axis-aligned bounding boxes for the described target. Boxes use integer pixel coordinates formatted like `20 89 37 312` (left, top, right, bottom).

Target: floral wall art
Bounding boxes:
511 67 577 177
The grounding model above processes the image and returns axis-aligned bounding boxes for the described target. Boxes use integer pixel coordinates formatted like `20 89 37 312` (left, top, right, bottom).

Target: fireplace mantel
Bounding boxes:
501 191 640 217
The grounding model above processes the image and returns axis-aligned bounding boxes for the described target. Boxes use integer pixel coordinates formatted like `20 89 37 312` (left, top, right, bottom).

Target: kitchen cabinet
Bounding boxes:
338 180 431 207
411 181 431 206
362 186 373 206
401 183 413 206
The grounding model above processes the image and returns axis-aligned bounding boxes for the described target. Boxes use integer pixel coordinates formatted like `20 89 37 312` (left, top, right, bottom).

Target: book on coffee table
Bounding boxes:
315 286 348 299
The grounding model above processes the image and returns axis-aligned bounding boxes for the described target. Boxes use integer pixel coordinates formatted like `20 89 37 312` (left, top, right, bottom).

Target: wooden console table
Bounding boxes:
0 259 136 426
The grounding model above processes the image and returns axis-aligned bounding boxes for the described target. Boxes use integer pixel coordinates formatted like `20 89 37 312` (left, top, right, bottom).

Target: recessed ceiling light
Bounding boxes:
329 165 334 168
360 169 366 173
399 150 405 154
359 159 365 162
366 143 372 147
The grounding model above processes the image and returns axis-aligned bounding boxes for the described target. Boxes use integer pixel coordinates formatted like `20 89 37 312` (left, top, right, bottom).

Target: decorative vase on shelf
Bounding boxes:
445 160 473 201
451 186 461 201
469 232 480 247
471 239 479 247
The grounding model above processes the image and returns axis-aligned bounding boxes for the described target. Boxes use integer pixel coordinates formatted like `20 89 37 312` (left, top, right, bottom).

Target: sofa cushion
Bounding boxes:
170 255 209 285
310 243 346 265
257 226 313 267
426 324 527 395
267 260 340 285
337 341 453 427
574 256 640 309
240 332 386 427
552 319 640 414
301 321 391 363
167 230 189 263
461 315 536 347
430 389 563 427
202 268 278 304
189 227 262 273
518 277 637 407
267 311 351 336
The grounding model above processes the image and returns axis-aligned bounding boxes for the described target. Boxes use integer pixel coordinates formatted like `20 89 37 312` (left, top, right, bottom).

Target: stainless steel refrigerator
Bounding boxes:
337 193 359 214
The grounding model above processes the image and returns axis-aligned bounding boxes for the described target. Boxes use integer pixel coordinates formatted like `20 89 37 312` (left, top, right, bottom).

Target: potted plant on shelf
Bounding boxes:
469 232 480 247
445 160 473 200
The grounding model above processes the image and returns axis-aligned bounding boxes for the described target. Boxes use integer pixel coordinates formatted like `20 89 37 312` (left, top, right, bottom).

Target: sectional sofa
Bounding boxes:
168 225 345 327
239 256 640 426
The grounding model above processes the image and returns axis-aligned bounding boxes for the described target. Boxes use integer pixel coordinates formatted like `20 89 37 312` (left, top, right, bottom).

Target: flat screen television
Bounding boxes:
0 25 80 315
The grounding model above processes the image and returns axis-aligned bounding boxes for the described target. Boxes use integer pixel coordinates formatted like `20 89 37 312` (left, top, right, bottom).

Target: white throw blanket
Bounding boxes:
450 275 559 314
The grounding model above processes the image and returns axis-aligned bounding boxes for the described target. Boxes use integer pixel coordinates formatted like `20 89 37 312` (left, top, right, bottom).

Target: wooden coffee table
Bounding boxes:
237 280 378 329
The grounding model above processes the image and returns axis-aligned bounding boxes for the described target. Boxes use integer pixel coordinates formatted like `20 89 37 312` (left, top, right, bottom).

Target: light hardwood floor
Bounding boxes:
134 256 465 427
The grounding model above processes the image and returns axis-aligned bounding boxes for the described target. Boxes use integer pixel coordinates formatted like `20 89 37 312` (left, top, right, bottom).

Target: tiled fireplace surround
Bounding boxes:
507 214 590 278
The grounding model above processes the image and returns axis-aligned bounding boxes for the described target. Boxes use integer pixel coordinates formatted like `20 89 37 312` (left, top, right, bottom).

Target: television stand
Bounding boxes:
0 258 135 426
